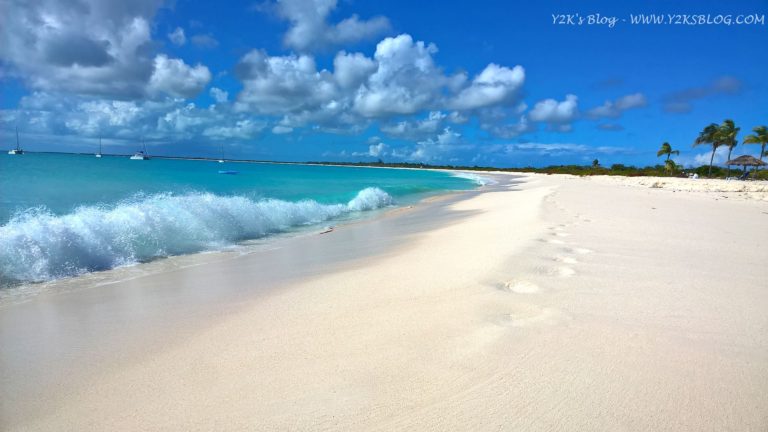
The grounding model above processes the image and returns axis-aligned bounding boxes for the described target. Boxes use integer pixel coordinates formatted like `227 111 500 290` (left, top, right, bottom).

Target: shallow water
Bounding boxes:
0 153 477 286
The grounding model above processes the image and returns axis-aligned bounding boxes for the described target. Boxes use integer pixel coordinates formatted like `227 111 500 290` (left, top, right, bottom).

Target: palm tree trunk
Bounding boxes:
708 146 716 177
726 147 733 178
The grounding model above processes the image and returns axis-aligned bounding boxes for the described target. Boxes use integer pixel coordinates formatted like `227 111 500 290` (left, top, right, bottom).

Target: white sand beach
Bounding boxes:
2 173 767 431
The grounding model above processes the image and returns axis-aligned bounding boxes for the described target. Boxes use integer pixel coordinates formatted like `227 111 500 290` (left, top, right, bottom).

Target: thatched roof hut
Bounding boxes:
725 155 766 166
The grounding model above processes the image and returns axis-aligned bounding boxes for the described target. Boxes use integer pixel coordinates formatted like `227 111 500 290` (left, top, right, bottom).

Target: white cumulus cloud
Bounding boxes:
333 51 377 89
204 120 265 140
235 50 337 114
168 27 186 46
353 34 460 117
148 55 212 98
232 33 524 134
209 87 229 103
275 0 391 52
450 64 525 111
587 93 647 119
368 142 388 157
0 0 212 100
380 111 446 140
271 125 294 134
528 94 579 131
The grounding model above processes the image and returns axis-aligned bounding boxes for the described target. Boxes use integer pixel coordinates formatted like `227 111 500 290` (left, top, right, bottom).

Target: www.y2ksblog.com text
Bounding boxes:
552 13 766 28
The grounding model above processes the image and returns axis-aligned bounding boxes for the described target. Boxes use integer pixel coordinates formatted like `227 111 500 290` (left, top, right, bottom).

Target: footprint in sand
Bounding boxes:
503 279 540 294
554 256 578 264
507 307 567 327
554 266 576 277
547 239 566 245
572 247 592 255
553 232 570 237
563 247 591 255
538 266 576 277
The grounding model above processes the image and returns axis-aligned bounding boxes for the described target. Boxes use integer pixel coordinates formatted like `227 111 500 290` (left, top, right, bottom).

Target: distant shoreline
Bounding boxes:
11 150 765 179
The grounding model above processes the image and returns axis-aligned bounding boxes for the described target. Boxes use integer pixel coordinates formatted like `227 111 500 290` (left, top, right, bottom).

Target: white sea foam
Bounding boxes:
0 188 393 284
451 172 497 186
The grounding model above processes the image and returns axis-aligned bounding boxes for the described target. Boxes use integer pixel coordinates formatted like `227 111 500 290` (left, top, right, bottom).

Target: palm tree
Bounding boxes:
657 143 679 176
719 119 740 178
693 123 722 177
657 142 679 161
664 159 676 175
744 126 768 173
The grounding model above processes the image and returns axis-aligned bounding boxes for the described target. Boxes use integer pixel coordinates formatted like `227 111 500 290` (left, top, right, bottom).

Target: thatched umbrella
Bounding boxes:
725 155 767 174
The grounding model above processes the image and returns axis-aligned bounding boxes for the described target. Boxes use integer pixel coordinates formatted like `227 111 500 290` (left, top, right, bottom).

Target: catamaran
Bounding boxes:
130 139 149 160
8 127 23 155
95 136 103 158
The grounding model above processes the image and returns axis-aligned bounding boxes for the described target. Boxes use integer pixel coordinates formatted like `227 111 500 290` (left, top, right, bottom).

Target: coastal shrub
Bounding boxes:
305 160 764 180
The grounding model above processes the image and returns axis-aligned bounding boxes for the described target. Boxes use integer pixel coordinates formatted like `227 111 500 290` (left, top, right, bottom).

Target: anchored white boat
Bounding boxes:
8 127 23 155
130 139 149 160
95 136 103 158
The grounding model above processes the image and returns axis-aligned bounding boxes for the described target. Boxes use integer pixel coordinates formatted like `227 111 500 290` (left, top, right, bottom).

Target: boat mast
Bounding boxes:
99 136 102 154
16 126 20 151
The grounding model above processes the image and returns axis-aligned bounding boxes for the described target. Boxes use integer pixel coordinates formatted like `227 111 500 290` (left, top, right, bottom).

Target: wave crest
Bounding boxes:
0 188 393 284
451 172 497 186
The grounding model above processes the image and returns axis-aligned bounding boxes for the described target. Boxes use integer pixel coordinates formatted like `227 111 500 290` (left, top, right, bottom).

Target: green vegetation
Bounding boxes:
719 120 740 178
691 119 752 178
664 159 676 175
657 142 680 176
656 142 679 161
305 160 710 178
309 119 768 181
744 126 767 173
694 123 725 177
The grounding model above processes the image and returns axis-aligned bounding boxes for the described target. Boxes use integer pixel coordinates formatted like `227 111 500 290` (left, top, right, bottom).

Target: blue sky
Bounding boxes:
1 0 766 167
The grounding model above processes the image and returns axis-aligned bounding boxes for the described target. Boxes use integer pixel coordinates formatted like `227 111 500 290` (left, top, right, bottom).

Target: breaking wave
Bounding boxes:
0 188 393 284
451 172 497 186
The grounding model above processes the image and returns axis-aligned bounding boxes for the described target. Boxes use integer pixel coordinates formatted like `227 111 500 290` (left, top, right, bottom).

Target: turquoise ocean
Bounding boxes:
0 153 480 286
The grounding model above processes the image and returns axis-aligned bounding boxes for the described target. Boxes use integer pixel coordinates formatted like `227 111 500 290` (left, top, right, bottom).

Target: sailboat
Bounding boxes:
130 138 149 160
8 127 23 155
217 142 238 174
95 136 103 158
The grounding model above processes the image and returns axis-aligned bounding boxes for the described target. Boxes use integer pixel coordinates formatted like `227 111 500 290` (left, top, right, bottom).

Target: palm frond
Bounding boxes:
744 126 768 145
